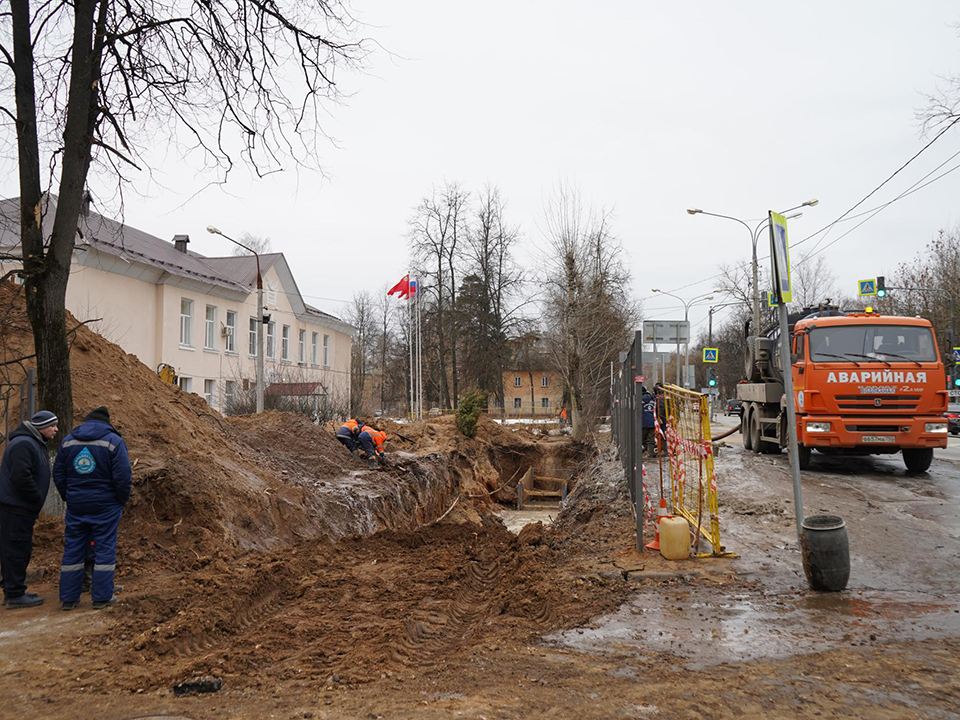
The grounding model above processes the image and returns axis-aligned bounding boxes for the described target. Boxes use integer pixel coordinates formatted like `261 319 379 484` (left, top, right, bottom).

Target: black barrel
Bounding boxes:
801 515 850 592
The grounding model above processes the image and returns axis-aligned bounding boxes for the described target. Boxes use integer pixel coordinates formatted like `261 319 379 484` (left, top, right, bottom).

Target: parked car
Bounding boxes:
947 403 960 436
724 399 742 417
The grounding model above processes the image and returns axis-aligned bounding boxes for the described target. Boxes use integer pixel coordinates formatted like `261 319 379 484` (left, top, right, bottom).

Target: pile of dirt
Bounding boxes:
54 508 635 695
0 283 467 569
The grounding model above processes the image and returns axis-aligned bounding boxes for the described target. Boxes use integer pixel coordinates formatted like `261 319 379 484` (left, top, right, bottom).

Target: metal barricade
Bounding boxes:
662 384 736 557
610 330 646 551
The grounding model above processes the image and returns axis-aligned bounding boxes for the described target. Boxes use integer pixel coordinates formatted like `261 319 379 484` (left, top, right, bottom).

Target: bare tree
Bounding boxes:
347 291 374 417
792 251 839 309
407 181 469 408
886 226 960 357
1 0 367 432
458 185 525 406
539 182 638 439
231 234 273 257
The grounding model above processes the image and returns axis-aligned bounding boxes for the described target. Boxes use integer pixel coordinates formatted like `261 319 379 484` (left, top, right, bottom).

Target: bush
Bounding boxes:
455 389 485 439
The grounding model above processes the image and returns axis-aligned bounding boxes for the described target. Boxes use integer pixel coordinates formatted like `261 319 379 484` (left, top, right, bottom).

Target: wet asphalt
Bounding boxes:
548 414 960 667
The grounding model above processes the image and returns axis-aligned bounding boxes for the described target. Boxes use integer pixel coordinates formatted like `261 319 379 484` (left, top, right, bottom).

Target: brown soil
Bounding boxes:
7 281 958 719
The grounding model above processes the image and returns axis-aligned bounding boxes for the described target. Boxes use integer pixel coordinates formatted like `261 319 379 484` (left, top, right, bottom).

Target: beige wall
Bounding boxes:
57 256 351 413
64 263 162 367
492 369 565 417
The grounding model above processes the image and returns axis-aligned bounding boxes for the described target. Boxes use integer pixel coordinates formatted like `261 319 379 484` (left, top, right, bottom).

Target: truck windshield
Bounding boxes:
808 325 937 363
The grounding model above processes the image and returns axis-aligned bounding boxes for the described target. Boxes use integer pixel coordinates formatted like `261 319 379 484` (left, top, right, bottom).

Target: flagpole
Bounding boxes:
408 274 414 420
417 282 423 420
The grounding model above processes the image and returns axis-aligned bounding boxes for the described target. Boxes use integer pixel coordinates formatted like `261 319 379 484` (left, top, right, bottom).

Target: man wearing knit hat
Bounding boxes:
53 406 130 610
0 410 58 609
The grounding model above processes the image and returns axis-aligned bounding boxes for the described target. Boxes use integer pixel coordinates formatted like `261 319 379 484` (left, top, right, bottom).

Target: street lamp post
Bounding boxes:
688 200 818 336
707 300 751 346
651 289 717 388
207 226 265 413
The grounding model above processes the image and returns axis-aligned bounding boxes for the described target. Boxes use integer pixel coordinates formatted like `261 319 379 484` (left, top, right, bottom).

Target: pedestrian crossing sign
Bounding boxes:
702 347 719 363
858 279 876 296
953 347 960 362
767 291 779 308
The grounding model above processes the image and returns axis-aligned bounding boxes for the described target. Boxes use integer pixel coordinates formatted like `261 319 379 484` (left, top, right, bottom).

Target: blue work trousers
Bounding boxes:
357 431 378 459
336 429 358 453
60 505 122 603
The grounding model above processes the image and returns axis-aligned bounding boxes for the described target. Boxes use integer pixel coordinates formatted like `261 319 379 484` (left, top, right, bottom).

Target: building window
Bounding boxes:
541 376 549 388
179 298 194 347
225 311 237 353
493 397 502 408
204 305 217 350
311 332 318 365
298 329 306 363
514 376 521 387
204 379 217 408
248 317 258 356
266 321 276 359
513 397 522 409
541 397 550 408
225 380 237 409
281 324 290 361
323 334 330 367
179 376 193 393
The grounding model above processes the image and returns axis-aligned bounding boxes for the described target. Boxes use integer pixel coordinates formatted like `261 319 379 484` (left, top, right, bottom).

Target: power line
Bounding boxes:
793 115 960 253
657 120 960 296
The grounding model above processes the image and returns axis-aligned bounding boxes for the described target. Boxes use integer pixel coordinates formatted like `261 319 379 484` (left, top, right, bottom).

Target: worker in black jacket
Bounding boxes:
0 410 58 609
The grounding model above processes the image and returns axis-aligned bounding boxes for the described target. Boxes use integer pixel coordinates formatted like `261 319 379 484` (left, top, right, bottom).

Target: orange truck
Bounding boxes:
738 309 948 472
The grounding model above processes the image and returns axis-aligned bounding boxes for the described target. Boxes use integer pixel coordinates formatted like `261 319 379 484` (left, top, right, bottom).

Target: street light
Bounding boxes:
651 288 718 388
207 225 265 414
687 200 818 337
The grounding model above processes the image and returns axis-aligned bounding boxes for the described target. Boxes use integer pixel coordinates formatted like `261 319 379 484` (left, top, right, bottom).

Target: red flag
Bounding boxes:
388 274 411 299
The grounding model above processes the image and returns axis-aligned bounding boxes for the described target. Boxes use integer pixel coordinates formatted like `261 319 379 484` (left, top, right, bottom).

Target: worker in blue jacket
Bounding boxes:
53 406 131 610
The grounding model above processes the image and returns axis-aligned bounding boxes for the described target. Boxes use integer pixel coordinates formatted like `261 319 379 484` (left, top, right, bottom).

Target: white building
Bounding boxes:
0 196 354 414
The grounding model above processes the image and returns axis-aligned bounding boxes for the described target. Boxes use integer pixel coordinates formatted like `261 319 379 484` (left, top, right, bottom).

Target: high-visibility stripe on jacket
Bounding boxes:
359 426 386 452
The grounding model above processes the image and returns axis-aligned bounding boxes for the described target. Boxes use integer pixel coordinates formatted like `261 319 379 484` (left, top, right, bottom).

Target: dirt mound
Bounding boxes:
61 512 631 693
0 282 462 567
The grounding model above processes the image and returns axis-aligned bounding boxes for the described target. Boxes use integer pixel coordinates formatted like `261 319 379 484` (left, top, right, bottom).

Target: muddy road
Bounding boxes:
3 424 960 719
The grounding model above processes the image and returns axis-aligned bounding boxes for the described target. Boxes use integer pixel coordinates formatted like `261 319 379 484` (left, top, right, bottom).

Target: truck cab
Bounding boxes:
738 311 948 472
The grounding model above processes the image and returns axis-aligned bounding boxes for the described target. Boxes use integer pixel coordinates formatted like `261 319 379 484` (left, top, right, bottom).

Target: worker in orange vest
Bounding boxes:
357 424 387 469
336 418 363 455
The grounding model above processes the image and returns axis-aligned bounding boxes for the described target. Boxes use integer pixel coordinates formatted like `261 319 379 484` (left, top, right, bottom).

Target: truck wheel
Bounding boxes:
749 409 762 454
797 444 812 470
741 406 753 451
902 448 934 473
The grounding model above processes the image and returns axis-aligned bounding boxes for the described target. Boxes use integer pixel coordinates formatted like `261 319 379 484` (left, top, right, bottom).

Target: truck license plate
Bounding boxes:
862 435 895 443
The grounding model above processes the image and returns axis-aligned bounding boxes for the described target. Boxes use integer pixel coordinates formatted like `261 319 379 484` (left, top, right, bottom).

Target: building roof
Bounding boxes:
201 253 284 288
265 381 327 397
0 195 352 330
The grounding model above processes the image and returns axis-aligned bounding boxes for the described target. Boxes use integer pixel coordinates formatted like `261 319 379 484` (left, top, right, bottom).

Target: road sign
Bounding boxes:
769 211 793 304
642 320 690 344
767 291 779 308
702 347 719 363
701 387 719 396
953 347 960 362
858 279 876 296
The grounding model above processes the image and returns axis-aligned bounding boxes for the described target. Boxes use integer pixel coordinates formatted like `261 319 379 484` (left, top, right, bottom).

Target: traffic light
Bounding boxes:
707 368 718 387
953 366 960 388
876 276 886 298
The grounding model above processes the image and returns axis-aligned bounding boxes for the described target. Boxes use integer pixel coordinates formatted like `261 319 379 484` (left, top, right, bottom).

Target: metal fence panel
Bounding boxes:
611 330 645 551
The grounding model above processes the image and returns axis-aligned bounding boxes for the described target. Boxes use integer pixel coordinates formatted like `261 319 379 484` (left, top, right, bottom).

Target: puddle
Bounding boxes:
496 508 558 534
546 587 960 668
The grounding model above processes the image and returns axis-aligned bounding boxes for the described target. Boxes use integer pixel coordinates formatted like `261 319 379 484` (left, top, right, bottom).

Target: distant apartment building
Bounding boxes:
487 335 565 418
0 196 354 414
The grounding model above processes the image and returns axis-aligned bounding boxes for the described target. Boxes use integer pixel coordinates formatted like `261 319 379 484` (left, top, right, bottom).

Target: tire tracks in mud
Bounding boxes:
111 522 599 691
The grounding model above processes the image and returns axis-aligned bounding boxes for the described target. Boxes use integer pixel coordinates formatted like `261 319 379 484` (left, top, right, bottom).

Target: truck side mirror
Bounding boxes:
790 352 799 365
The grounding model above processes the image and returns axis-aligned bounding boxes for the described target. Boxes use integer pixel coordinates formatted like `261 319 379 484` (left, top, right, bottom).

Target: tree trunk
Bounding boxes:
15 0 106 435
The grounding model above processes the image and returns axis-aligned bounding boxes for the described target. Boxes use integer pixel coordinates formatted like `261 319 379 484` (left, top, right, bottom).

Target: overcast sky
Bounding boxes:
6 1 959 336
